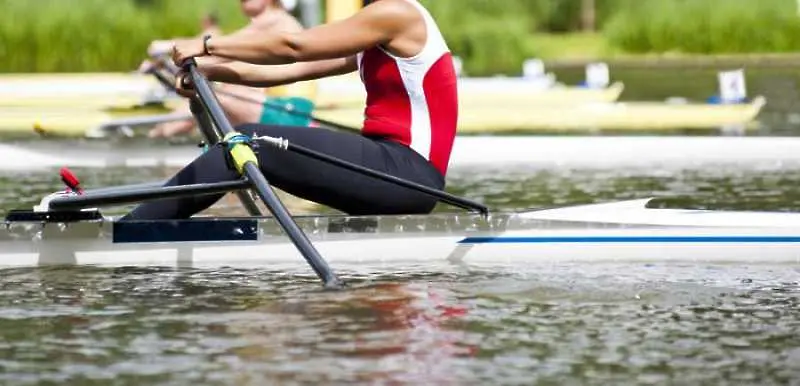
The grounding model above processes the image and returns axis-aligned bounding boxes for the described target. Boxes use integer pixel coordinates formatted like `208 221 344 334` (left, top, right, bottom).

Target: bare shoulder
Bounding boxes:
361 0 421 25
251 13 304 33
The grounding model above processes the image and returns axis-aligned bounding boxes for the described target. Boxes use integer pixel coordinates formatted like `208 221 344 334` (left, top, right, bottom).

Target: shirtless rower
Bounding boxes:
144 0 307 138
123 0 458 219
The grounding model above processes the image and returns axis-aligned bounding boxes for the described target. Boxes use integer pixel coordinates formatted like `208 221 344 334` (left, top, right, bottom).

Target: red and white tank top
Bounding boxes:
356 0 458 176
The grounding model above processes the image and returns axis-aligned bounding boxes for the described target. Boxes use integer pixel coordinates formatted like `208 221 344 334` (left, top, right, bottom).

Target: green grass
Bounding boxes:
603 0 800 54
0 0 246 73
3 0 800 75
526 33 617 60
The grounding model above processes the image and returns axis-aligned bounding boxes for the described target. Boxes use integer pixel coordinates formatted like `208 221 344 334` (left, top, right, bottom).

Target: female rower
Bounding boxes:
122 0 458 219
144 0 310 138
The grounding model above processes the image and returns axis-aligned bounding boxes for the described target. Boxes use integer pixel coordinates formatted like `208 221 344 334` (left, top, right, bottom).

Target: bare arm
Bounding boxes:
190 18 304 67
198 0 416 65
201 56 357 88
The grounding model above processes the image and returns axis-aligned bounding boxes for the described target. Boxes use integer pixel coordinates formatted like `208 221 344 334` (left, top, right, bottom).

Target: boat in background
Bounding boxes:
314 73 625 109
315 96 767 134
0 64 767 137
0 105 187 138
0 70 624 111
0 72 171 109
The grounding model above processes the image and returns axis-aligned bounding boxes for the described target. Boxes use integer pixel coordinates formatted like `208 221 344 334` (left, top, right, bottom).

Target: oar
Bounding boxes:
148 65 359 133
251 134 489 216
183 58 343 289
189 97 263 216
146 67 263 216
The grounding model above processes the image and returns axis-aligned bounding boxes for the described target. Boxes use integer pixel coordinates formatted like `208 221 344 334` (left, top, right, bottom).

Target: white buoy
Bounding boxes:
718 69 747 103
522 59 546 80
585 62 610 89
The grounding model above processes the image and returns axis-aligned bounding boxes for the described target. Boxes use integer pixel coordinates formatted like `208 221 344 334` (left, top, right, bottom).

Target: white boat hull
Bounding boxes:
3 200 800 269
3 228 800 269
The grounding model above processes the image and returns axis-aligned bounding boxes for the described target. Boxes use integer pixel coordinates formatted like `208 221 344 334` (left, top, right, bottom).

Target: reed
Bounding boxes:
0 0 245 72
5 0 797 75
420 0 537 76
604 0 800 54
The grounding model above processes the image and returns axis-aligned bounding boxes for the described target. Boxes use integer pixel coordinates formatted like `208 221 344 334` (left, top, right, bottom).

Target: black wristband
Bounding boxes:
203 35 212 56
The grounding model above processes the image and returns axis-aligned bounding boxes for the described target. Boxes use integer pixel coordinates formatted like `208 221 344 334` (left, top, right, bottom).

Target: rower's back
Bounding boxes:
356 0 459 177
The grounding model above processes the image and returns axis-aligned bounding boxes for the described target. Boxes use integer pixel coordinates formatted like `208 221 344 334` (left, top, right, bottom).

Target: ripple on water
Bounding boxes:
0 264 794 384
1 163 800 383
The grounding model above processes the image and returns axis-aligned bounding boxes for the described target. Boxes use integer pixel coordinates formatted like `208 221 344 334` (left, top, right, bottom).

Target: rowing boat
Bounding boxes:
316 96 768 134
2 198 799 269
315 74 625 108
0 72 623 111
2 63 797 288
0 105 186 138
0 73 169 109
4 95 763 138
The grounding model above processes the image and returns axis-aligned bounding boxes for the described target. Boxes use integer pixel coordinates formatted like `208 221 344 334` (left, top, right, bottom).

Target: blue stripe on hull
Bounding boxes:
113 220 258 243
460 236 800 244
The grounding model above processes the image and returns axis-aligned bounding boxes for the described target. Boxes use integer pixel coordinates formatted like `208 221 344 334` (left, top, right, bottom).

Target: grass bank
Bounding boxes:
2 0 800 76
0 0 245 73
604 0 800 55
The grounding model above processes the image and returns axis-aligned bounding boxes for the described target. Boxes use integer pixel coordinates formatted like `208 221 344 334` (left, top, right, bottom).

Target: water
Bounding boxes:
1 264 799 385
1 161 800 384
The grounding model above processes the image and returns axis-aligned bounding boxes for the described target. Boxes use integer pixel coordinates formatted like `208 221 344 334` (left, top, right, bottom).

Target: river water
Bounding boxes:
0 159 799 385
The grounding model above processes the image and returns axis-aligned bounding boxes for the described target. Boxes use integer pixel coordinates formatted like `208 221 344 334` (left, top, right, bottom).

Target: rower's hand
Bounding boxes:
148 40 174 57
173 71 195 98
171 38 206 67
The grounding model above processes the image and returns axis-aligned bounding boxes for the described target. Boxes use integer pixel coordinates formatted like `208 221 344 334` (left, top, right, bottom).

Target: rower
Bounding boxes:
144 0 317 138
122 0 458 219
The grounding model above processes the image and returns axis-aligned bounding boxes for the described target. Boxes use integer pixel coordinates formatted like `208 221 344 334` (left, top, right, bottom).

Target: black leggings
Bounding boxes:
122 124 445 220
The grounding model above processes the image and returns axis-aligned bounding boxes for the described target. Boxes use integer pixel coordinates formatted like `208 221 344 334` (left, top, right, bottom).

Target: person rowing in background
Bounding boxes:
122 0 458 220
141 0 313 138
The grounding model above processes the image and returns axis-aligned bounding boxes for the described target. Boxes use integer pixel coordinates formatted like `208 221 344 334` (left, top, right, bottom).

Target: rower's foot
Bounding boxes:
148 119 195 138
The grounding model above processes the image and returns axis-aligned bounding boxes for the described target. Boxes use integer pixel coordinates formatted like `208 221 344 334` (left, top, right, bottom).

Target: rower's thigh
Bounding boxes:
237 124 438 214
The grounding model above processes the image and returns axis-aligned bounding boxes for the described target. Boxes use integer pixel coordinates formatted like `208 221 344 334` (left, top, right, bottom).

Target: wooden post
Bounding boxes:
581 0 596 32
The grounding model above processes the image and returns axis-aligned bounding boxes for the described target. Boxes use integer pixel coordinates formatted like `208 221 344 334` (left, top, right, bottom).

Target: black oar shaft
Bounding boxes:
49 180 251 210
151 67 263 216
189 97 263 216
285 142 489 216
186 59 342 288
242 162 340 285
